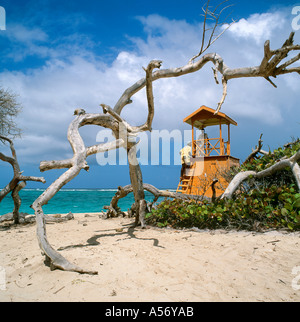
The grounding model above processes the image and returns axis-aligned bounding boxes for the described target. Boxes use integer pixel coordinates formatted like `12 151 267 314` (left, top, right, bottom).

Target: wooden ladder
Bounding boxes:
176 177 192 194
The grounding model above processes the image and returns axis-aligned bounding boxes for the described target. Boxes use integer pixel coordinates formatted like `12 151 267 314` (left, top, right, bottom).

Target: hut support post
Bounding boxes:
227 124 231 155
219 122 223 156
192 121 196 157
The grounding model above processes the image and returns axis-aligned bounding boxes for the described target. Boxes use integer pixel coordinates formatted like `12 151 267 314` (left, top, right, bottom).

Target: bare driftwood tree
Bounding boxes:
0 135 46 224
221 141 300 200
104 183 207 219
32 111 124 274
242 134 269 165
0 88 22 140
221 151 300 200
0 88 74 224
31 0 300 273
189 0 235 64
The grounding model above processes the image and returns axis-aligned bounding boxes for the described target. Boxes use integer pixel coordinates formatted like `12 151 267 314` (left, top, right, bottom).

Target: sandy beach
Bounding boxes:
0 212 300 302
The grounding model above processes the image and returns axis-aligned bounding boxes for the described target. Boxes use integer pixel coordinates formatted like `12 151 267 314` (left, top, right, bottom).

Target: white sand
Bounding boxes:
0 213 300 302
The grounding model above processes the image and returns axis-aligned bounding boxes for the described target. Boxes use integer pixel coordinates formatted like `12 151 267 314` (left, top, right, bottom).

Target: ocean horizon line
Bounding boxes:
15 187 177 192
0 188 174 216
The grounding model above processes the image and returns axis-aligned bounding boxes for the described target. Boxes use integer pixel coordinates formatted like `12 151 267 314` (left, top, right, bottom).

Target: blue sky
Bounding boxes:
0 0 300 189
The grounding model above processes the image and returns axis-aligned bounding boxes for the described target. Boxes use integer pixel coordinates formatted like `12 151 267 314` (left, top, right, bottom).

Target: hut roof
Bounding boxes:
183 105 237 129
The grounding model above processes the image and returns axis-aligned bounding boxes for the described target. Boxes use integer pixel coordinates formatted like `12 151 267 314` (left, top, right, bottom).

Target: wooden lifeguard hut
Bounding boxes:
176 105 240 198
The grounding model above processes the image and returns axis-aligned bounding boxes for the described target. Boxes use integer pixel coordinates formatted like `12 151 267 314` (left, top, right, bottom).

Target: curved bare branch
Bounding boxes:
114 33 300 115
221 151 300 199
0 136 45 209
140 60 162 132
243 134 269 165
32 111 126 274
189 0 235 64
104 183 208 218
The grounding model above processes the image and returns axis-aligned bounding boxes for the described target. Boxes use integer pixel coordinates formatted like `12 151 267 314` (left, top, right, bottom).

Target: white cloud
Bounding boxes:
6 24 48 44
224 12 286 44
132 14 203 66
0 24 50 61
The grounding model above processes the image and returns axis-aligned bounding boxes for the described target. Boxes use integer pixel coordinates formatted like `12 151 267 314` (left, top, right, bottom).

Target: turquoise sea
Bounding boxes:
0 189 172 216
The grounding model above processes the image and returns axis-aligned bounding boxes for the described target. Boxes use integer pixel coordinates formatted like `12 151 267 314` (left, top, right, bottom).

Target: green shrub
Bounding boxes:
146 139 300 232
146 185 300 231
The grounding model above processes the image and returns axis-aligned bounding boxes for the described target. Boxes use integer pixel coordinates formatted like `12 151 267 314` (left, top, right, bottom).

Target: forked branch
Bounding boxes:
0 135 45 223
243 134 269 165
189 0 235 64
222 151 300 200
259 32 300 88
104 183 207 218
32 112 124 274
114 33 300 116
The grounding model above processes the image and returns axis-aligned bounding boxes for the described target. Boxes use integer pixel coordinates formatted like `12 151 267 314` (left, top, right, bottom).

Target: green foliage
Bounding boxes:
241 139 300 172
146 139 300 232
146 185 300 231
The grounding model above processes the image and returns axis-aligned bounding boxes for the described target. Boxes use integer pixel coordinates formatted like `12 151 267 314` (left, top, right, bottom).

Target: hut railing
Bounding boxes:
193 138 228 157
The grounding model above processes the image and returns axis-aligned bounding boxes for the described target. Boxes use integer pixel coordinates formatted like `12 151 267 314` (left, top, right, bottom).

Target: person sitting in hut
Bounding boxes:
180 142 192 180
198 130 208 156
